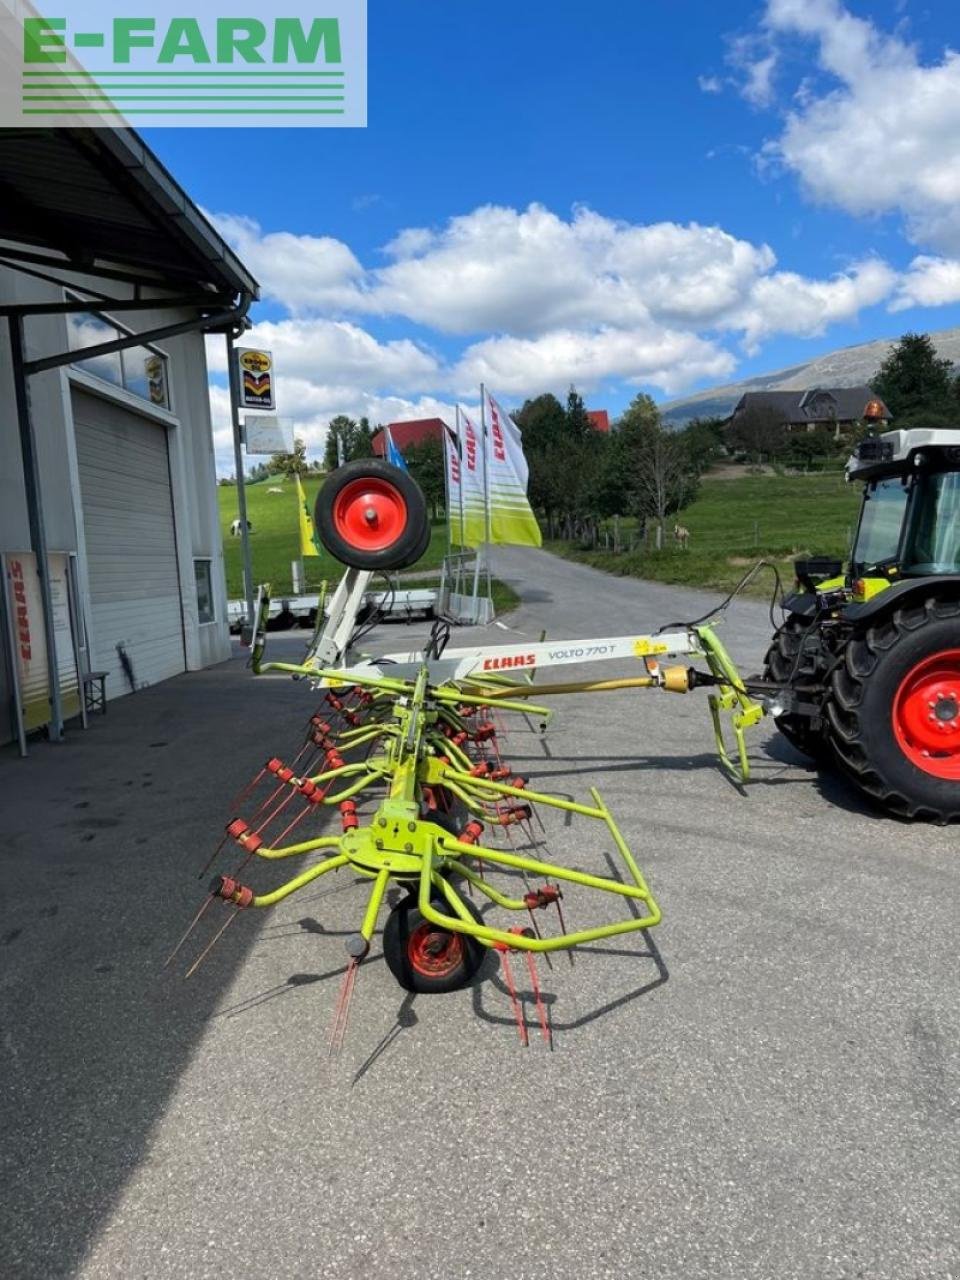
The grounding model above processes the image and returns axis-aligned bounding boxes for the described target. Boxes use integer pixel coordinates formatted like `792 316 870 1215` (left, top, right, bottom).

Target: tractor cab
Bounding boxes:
846 429 960 589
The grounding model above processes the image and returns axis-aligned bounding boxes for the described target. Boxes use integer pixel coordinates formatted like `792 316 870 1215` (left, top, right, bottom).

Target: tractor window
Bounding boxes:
901 470 960 574
852 478 909 570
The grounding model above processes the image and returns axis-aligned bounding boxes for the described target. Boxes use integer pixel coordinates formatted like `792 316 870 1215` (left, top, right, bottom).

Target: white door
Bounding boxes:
72 389 185 696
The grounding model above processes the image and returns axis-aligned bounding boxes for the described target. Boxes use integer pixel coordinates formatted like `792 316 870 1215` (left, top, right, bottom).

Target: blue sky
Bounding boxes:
143 0 960 469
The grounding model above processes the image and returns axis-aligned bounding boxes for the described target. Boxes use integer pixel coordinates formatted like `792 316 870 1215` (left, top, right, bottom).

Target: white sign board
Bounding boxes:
244 417 294 455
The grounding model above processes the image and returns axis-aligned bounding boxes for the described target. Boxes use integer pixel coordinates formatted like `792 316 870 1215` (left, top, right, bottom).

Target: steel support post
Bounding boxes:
226 333 255 626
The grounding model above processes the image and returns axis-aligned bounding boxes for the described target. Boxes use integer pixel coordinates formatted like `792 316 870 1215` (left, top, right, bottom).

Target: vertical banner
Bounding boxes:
458 408 488 548
295 474 320 557
444 419 464 545
5 552 80 731
484 391 542 547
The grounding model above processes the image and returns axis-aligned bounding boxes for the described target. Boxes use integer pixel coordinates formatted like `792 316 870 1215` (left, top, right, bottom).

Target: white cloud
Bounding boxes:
370 205 780 336
732 258 897 353
891 255 960 312
452 327 736 397
726 33 779 108
755 0 960 253
698 74 723 94
207 211 367 312
207 317 439 390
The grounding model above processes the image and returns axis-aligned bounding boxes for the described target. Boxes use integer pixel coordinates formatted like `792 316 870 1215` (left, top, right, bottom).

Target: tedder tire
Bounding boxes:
383 894 485 994
824 596 960 822
314 459 428 570
763 614 829 761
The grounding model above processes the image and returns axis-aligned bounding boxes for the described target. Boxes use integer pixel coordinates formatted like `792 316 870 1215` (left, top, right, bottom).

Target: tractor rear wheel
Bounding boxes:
824 596 960 822
763 614 829 760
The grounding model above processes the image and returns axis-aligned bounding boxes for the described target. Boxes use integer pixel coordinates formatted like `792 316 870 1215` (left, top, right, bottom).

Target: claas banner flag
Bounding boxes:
484 390 542 547
455 408 488 548
295 473 320 557
443 419 464 544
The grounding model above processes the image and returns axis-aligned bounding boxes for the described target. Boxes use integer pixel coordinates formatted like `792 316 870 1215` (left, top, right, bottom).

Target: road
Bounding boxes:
2 545 959 1279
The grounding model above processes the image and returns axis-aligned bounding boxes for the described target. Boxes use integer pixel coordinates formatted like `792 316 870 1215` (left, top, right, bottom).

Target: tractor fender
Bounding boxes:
841 575 960 625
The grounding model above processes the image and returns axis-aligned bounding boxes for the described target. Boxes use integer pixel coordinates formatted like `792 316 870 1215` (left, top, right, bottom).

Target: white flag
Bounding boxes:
484 390 542 547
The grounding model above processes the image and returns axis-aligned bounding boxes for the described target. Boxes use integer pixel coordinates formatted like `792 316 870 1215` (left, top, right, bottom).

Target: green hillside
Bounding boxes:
551 471 861 595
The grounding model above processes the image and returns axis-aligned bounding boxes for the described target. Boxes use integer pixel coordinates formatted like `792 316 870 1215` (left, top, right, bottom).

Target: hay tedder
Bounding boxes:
168 428 960 1046
167 458 771 1046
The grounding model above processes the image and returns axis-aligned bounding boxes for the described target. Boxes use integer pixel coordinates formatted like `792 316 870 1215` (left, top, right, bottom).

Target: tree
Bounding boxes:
678 416 727 473
872 332 956 425
268 437 307 477
323 415 376 470
727 404 789 463
403 438 445 518
610 394 700 545
565 386 592 440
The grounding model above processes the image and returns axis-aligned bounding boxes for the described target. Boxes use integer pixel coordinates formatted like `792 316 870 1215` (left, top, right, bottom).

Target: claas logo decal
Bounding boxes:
482 653 536 671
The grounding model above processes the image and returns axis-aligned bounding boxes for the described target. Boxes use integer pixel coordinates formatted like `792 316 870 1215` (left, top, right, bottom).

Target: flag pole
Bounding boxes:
480 384 493 610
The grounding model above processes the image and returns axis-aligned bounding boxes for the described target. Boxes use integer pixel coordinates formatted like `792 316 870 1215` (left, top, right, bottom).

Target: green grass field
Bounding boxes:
217 477 519 613
550 471 861 596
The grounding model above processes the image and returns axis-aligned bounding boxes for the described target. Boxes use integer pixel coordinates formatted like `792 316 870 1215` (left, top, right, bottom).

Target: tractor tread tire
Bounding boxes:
824 595 960 823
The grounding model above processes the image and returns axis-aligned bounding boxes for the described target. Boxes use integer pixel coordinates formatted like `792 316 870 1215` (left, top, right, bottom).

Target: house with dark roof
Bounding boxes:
729 386 891 436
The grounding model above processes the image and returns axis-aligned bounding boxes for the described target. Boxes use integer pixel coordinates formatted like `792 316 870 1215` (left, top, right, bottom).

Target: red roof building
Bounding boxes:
372 418 446 455
374 409 610 455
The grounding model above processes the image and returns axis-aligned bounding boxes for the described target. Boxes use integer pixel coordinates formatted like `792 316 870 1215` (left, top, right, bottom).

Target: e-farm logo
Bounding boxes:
5 1 366 127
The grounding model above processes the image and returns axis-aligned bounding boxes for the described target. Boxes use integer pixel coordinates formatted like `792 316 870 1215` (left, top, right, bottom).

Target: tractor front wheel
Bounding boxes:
825 596 960 821
763 614 829 761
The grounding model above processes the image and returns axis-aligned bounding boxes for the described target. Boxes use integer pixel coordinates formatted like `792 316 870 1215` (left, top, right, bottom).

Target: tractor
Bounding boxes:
764 424 960 822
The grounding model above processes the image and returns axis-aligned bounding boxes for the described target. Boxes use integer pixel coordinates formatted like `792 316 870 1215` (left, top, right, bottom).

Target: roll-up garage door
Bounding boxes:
72 389 185 695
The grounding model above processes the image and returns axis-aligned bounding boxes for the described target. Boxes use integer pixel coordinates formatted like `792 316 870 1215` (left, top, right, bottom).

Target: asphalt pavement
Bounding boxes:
2 544 959 1280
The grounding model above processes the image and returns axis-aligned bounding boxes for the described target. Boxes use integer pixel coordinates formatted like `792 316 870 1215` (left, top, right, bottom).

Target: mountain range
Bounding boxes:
659 325 960 426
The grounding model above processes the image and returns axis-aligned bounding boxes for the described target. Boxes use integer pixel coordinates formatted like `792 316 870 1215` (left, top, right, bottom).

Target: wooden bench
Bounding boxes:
81 670 108 716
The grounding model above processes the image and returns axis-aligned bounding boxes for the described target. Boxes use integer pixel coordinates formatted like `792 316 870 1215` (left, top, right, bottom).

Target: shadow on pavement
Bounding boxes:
0 656 320 1280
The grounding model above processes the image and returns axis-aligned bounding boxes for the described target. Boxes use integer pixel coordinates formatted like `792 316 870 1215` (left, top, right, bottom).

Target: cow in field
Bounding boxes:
673 523 690 549
230 518 253 536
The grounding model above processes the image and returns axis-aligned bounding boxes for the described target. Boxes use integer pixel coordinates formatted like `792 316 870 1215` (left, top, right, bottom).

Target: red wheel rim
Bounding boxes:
408 921 463 979
332 477 408 553
893 649 960 779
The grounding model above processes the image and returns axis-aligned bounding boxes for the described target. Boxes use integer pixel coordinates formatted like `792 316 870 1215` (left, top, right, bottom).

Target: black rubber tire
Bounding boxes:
763 614 829 760
824 596 960 822
383 893 485 993
314 459 428 571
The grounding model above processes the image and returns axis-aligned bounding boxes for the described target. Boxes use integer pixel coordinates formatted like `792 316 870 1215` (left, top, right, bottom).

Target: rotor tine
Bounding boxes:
254 785 297 836
525 950 552 1049
272 802 313 848
163 893 216 969
499 951 528 1046
197 834 229 881
227 767 266 814
183 906 242 980
328 957 360 1056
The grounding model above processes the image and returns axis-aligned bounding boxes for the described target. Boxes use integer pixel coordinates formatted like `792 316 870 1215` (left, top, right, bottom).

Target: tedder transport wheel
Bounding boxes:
763 614 829 760
314 459 428 570
825 596 960 822
383 894 485 994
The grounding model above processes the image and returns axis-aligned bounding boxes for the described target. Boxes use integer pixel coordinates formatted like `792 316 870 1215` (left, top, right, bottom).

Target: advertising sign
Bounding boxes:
236 347 276 412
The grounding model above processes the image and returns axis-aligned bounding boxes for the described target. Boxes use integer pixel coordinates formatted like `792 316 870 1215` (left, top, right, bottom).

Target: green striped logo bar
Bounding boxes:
6 2 366 127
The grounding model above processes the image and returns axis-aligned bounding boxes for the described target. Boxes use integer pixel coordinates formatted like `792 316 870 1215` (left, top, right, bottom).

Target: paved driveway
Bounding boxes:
2 546 958 1279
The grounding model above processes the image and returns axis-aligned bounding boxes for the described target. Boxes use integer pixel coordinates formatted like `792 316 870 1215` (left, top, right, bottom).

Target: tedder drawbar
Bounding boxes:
175 441 954 1048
